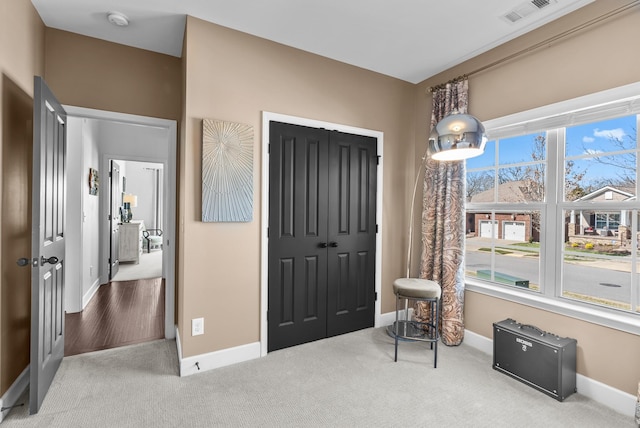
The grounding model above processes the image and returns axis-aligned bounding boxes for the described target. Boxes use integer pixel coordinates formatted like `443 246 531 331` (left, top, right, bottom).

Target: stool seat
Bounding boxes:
393 278 441 299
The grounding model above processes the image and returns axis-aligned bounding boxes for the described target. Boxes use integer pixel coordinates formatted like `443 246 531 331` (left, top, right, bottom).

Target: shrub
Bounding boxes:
585 242 594 249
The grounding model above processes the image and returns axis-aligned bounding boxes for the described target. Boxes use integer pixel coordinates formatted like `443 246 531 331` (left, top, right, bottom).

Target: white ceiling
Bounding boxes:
31 0 594 84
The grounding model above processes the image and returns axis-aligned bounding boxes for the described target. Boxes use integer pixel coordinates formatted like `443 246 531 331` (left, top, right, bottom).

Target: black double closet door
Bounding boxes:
268 121 378 352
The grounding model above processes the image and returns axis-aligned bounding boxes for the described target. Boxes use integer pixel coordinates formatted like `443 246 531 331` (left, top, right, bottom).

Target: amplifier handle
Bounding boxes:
519 324 546 336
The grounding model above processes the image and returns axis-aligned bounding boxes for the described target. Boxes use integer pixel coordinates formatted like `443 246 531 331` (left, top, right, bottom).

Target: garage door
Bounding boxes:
479 220 497 239
503 221 525 241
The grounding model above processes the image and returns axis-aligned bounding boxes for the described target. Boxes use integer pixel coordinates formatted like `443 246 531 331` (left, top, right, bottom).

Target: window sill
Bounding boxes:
465 278 640 337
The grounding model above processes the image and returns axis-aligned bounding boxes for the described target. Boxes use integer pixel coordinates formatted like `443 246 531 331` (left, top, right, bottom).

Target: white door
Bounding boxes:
504 221 526 241
479 220 497 239
30 77 66 414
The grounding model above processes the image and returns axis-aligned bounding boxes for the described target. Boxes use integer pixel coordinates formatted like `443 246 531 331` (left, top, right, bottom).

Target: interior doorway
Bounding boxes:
109 159 165 283
63 106 177 350
67 158 165 357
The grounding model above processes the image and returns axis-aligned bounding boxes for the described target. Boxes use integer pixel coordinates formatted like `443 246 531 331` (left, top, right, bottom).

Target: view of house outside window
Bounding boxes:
465 112 640 315
465 133 545 292
561 114 637 311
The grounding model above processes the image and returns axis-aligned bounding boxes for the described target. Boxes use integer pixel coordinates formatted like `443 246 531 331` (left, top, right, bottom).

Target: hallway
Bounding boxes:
64 278 164 356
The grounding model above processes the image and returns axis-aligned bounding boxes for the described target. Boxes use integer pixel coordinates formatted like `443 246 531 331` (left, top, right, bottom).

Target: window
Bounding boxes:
464 82 640 331
466 133 545 291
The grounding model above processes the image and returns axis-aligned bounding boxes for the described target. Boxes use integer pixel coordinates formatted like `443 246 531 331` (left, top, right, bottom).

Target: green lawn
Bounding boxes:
478 247 512 255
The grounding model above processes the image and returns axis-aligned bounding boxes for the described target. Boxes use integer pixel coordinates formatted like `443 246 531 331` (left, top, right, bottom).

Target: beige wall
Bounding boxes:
180 16 415 357
0 0 44 396
418 0 640 395
44 29 182 122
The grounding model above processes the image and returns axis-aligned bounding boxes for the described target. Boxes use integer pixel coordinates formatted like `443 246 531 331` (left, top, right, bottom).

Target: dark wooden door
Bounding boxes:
109 160 121 280
30 76 66 414
268 123 329 351
326 131 377 337
268 122 377 352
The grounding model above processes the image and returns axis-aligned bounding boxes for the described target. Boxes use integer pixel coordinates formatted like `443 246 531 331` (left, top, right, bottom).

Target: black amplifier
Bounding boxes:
493 318 577 401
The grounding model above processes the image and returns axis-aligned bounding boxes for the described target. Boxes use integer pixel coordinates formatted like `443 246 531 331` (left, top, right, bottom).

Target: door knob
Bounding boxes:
17 258 31 267
41 256 59 265
329 242 338 248
318 242 328 248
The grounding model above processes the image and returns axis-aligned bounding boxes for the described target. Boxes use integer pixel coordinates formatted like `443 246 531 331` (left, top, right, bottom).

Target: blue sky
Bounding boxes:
467 114 637 185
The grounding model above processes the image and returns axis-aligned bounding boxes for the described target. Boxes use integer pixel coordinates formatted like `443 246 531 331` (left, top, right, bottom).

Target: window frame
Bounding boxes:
465 81 640 336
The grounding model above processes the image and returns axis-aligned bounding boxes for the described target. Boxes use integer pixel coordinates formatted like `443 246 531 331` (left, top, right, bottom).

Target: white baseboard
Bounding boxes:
463 329 637 419
0 366 29 423
575 373 636 417
175 325 183 361
176 328 261 377
463 329 493 355
82 278 101 309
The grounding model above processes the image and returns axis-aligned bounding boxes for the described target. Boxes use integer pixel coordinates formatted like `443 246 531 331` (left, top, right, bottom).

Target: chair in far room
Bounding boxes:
143 228 163 252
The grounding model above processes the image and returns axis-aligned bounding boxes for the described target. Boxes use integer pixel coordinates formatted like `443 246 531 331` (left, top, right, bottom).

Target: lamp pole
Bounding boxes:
406 145 430 278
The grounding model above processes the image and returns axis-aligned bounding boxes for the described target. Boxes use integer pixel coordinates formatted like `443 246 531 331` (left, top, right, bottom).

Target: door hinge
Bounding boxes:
375 292 378 301
109 171 112 178
267 227 269 238
376 224 379 233
108 214 112 221
268 143 271 154
376 155 381 165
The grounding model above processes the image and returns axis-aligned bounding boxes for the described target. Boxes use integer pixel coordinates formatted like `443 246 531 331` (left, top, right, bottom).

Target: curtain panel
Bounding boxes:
415 79 468 346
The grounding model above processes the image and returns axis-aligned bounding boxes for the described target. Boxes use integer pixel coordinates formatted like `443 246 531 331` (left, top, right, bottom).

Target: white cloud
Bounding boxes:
593 128 626 140
582 136 595 143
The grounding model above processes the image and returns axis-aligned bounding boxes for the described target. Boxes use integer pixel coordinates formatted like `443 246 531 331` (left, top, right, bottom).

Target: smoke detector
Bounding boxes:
107 11 129 27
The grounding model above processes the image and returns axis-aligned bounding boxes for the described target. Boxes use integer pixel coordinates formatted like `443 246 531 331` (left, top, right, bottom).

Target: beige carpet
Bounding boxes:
112 250 162 281
2 327 634 427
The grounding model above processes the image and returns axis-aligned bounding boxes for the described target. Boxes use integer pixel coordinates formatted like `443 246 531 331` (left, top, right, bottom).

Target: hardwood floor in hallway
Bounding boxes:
65 278 165 356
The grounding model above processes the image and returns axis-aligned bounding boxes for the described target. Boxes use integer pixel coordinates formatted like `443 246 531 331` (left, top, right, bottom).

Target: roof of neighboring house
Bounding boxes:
470 183 637 204
575 185 635 202
469 180 536 203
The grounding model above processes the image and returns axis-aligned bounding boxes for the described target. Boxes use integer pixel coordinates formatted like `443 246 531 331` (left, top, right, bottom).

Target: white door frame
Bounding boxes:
260 111 384 356
64 106 177 339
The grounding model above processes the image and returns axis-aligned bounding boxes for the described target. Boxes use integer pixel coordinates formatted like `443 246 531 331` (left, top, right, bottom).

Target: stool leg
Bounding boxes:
394 294 399 362
433 298 439 368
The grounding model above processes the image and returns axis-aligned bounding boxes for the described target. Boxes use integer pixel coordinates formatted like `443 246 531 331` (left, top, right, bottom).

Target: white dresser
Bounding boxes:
119 221 144 263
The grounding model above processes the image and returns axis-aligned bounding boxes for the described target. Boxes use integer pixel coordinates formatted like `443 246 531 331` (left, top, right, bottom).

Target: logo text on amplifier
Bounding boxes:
516 337 533 352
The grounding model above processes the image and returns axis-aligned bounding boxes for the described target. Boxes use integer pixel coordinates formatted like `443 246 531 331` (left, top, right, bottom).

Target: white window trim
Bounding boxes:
468 81 640 336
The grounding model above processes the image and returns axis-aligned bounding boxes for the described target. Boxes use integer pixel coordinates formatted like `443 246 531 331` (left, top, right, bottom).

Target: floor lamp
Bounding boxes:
405 113 486 277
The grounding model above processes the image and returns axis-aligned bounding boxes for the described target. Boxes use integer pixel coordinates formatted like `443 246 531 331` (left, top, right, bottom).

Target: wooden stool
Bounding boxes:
392 278 441 368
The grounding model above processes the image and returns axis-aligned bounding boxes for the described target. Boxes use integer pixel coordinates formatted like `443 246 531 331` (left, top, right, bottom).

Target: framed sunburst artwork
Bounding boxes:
202 119 254 222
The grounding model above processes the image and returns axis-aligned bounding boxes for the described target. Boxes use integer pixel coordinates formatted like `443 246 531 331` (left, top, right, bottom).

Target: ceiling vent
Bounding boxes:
502 0 555 23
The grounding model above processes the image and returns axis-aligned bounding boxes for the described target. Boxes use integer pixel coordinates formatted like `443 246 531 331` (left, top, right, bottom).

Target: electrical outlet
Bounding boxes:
192 318 204 336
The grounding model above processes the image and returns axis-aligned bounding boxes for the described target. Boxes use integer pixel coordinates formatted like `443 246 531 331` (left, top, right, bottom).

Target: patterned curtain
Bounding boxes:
636 381 640 424
414 79 468 346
